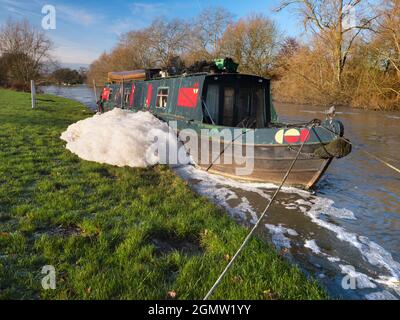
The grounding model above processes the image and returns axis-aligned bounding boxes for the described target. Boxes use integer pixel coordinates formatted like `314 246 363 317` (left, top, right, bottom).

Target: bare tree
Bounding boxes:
273 37 301 78
147 18 191 67
0 19 53 87
192 7 233 58
369 0 400 104
119 30 156 69
88 18 191 84
375 0 400 79
220 15 279 78
277 0 378 88
87 52 113 85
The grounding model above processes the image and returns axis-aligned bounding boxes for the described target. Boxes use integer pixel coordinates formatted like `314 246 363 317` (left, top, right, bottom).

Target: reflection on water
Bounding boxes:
43 86 400 300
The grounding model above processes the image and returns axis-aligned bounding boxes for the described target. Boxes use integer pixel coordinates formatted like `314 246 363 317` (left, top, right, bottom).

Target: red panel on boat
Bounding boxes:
177 86 199 108
129 84 135 106
300 128 310 143
101 88 110 101
146 84 153 108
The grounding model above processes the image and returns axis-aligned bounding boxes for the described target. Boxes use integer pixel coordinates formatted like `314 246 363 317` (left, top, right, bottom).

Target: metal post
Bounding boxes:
93 79 98 102
121 79 124 109
31 80 36 109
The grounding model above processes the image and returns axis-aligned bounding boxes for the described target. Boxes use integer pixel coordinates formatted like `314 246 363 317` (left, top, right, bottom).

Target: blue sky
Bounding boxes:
0 0 303 68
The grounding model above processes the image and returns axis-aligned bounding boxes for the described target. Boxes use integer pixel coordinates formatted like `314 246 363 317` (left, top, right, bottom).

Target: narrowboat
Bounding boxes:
97 59 351 189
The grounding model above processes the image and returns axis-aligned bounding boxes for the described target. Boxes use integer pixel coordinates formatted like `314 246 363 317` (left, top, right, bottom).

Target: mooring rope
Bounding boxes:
362 150 400 174
203 125 315 300
319 126 400 175
205 129 252 172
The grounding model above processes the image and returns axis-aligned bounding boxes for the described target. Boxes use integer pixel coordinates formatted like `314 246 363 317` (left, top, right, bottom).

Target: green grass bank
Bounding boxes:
0 88 327 299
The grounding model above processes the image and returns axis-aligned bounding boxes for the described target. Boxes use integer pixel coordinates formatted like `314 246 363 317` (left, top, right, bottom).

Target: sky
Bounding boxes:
0 0 303 68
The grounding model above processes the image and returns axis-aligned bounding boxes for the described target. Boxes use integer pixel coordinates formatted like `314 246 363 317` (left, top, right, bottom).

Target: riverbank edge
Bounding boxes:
0 88 328 300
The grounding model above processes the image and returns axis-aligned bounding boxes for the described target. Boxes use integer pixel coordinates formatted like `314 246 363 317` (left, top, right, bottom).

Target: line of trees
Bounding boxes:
50 67 87 85
87 9 281 85
88 1 399 110
0 1 398 110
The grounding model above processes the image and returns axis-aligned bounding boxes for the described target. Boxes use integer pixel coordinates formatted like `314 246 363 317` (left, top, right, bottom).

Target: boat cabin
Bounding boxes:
100 73 273 129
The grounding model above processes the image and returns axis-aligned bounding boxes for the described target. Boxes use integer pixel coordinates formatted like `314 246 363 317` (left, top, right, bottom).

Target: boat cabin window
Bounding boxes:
156 87 169 108
204 83 266 128
236 87 265 128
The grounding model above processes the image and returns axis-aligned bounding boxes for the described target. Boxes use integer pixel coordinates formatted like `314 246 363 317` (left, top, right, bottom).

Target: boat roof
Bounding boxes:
141 72 270 82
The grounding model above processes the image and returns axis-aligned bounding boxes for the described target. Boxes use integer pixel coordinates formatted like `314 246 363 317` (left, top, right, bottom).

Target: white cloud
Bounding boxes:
129 2 167 17
107 1 196 36
107 3 167 36
0 0 42 18
108 18 139 36
57 5 96 26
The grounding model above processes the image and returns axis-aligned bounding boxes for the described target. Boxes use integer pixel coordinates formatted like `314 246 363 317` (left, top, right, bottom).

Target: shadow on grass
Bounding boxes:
149 232 204 257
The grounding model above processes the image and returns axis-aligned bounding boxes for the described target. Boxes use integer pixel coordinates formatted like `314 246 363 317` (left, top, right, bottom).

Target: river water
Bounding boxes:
42 85 400 300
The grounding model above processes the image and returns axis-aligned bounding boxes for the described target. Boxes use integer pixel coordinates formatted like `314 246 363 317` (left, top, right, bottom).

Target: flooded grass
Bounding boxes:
0 88 327 299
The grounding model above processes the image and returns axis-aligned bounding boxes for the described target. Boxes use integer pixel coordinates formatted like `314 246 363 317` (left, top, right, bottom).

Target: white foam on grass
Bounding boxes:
61 108 189 168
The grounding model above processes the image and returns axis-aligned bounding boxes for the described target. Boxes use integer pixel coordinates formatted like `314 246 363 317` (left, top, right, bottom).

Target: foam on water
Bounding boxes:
327 256 341 263
375 276 400 296
265 224 298 250
296 198 356 220
303 239 342 265
302 199 400 280
365 291 397 300
385 115 400 120
175 165 264 224
300 110 360 116
305 239 322 254
175 165 400 298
